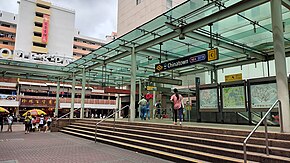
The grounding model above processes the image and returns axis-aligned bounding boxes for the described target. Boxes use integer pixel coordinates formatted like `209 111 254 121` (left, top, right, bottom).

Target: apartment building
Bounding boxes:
0 11 17 60
0 0 108 64
73 32 107 60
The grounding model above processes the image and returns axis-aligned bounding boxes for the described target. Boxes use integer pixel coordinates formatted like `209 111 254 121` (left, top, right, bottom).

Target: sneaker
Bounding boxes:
180 122 182 126
174 122 177 125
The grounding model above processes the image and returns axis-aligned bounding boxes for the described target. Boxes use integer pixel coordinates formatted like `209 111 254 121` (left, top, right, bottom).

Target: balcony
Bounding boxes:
0 44 14 50
73 41 101 50
34 16 43 24
36 0 51 8
35 6 51 15
33 26 42 33
31 46 48 53
0 36 15 42
0 26 16 34
73 48 91 55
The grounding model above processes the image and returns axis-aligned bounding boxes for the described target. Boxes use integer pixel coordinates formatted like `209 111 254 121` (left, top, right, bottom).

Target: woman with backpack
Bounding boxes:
170 88 183 125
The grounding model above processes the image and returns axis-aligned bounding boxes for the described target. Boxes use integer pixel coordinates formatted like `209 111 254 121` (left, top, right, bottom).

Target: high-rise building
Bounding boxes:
0 11 17 60
0 0 108 65
0 0 115 118
117 0 186 37
73 31 107 60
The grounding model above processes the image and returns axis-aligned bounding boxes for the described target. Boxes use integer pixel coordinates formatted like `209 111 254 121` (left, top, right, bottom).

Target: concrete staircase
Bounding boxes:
60 119 290 163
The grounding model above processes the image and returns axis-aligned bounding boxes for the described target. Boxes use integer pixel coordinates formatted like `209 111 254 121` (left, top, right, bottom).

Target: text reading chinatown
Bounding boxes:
155 48 218 72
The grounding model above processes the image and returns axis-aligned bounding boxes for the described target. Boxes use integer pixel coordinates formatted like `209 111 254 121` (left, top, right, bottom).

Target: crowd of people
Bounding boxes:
24 113 52 134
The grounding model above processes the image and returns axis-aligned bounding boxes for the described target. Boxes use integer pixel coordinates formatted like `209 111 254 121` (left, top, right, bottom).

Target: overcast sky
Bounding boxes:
0 0 117 40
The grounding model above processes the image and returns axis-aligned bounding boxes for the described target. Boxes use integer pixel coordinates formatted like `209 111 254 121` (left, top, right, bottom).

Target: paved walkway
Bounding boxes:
0 124 172 163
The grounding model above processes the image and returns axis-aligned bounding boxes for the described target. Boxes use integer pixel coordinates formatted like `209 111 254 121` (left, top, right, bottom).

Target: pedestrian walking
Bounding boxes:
7 114 13 132
170 88 183 125
138 96 147 120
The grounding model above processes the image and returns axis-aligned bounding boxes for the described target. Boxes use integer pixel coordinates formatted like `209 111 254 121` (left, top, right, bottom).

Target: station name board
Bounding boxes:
155 48 218 72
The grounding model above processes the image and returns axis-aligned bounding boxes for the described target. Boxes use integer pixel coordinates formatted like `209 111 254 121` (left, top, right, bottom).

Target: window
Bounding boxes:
34 32 41 37
82 48 86 51
136 0 141 5
3 41 8 45
73 46 77 49
1 24 10 28
74 38 77 41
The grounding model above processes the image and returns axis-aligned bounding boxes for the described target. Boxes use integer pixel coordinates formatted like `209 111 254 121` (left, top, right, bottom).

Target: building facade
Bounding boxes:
117 0 185 37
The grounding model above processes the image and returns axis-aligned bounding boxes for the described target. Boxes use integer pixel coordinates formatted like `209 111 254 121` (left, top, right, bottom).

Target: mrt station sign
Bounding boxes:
155 48 218 72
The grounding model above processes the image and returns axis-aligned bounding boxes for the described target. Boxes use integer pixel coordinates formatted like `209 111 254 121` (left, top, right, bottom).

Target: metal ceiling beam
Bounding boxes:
179 68 209 76
282 0 290 10
185 32 266 60
0 64 71 77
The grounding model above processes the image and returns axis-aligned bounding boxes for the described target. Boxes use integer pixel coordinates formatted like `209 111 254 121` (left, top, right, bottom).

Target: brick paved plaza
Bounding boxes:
0 124 172 163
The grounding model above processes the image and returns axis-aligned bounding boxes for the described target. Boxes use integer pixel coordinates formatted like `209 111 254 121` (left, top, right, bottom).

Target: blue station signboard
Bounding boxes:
155 48 219 72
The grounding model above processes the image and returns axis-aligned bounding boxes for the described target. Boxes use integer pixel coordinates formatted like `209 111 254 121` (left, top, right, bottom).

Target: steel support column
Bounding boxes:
70 73 76 119
129 45 136 121
80 68 86 119
55 78 60 117
271 0 290 132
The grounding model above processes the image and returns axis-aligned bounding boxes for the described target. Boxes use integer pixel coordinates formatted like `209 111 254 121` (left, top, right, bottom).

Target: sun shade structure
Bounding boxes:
0 0 289 86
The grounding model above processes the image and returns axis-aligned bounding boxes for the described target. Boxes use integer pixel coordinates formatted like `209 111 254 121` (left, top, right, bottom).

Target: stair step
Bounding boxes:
62 127 261 163
64 125 290 162
71 122 290 149
68 124 290 158
60 129 207 163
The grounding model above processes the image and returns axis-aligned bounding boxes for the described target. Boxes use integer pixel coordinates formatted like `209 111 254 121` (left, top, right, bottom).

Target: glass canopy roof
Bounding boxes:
1 0 289 86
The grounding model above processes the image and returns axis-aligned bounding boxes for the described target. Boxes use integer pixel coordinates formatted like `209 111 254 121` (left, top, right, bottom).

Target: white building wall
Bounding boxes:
15 0 35 53
48 6 75 58
0 11 18 25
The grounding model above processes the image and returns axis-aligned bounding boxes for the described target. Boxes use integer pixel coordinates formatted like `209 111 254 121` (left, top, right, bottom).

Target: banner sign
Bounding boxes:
225 73 242 82
42 14 50 43
155 48 218 72
20 98 56 107
146 86 157 91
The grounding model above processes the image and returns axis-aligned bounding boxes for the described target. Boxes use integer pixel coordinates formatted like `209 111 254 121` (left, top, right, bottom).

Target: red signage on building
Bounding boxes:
42 14 50 43
20 98 56 107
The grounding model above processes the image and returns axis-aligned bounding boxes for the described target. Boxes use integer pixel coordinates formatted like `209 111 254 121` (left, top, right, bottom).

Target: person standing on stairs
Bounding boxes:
170 88 183 125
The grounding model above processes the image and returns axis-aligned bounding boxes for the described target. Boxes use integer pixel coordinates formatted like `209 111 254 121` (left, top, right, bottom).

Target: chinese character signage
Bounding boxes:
20 98 56 107
42 14 50 43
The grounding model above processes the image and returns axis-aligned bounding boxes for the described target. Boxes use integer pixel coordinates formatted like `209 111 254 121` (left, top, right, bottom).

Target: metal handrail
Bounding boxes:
94 105 129 143
243 100 282 163
56 108 81 121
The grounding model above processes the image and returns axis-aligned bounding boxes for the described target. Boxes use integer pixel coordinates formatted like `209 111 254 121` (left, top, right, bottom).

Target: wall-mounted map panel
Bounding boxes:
200 88 219 112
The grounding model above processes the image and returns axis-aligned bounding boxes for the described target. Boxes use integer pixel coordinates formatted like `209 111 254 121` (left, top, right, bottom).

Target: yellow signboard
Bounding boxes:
225 73 243 82
146 86 157 91
207 48 218 61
